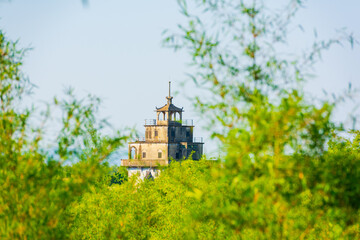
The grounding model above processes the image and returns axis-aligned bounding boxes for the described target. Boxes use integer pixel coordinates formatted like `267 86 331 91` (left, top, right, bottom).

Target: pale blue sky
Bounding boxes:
0 0 359 156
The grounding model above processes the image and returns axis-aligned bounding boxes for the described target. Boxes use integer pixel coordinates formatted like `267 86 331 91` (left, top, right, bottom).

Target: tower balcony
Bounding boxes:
182 119 193 126
144 119 194 127
121 159 168 167
193 137 204 143
145 119 157 125
134 137 145 142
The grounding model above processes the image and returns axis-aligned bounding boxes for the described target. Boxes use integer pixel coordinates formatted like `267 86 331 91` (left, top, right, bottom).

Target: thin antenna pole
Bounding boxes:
169 81 171 97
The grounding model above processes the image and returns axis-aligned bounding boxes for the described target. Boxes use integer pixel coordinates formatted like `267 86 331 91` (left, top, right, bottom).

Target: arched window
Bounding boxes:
130 147 136 159
158 112 166 121
142 152 146 158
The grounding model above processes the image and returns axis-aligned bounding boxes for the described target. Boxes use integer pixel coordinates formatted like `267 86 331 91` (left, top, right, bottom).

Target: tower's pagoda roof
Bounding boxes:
156 81 183 112
156 102 183 112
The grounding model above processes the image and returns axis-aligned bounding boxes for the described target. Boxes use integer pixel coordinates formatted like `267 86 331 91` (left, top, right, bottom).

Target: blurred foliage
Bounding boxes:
0 30 130 239
1 0 360 239
109 166 128 186
67 160 222 239
160 0 359 238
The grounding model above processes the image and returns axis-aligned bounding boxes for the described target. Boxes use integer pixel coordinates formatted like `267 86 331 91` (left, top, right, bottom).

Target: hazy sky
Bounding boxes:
0 0 359 156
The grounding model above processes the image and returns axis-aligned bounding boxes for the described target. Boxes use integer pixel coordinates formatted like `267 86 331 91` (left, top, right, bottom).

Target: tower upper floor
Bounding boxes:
154 81 184 126
139 82 197 143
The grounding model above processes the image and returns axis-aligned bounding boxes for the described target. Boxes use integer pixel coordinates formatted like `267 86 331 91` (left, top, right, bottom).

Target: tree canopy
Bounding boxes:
1 0 359 239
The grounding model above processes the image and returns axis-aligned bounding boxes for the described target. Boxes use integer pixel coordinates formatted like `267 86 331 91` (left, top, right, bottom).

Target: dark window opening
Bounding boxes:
176 152 179 159
158 152 162 158
143 152 146 158
155 130 158 137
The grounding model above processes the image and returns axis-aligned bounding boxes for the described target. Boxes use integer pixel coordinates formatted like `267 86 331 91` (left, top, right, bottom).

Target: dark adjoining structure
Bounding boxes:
121 82 204 179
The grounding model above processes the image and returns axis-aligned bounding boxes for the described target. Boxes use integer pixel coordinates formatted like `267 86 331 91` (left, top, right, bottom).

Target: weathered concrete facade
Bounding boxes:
121 82 204 179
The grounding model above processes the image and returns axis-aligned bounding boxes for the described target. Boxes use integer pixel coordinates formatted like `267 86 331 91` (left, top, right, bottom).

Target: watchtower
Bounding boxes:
121 82 204 179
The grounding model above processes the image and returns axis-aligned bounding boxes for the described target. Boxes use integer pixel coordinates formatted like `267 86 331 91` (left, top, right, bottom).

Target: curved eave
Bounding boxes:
156 104 183 112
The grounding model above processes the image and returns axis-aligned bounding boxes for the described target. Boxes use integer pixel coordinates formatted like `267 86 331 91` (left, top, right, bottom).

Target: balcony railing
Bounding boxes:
121 159 168 167
145 119 156 125
135 137 145 142
145 119 194 126
182 119 193 126
193 137 203 143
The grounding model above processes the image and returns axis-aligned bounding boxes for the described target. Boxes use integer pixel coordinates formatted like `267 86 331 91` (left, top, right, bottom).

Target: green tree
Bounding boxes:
2 0 359 239
68 160 222 239
64 1 360 239
162 0 359 238
109 166 128 186
0 30 129 239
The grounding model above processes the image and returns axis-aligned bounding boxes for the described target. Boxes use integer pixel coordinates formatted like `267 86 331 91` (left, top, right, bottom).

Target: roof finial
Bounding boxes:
166 81 173 104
